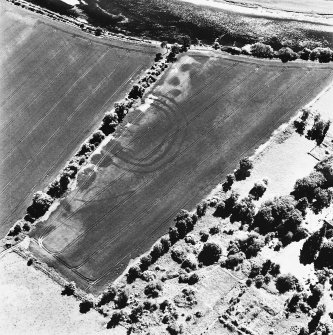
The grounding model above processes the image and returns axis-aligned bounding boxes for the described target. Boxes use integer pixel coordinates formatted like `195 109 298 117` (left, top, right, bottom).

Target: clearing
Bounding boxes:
0 1 157 237
29 50 333 293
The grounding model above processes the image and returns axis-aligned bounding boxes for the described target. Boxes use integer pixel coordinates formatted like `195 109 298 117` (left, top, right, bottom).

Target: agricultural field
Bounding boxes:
0 1 157 237
29 51 333 293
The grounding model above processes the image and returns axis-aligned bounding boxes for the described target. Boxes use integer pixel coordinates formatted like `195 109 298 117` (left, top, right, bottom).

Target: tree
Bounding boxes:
299 223 326 265
198 242 222 265
222 173 235 191
315 155 333 186
250 43 274 58
307 118 330 145
107 311 124 328
127 265 142 283
249 181 267 200
196 200 208 217
275 274 298 293
140 254 152 271
62 281 76 296
128 84 145 100
231 197 255 225
79 298 94 313
312 187 333 213
160 41 168 49
307 284 324 308
278 47 298 63
144 281 162 298
26 191 53 219
238 233 264 258
235 157 253 180
116 289 129 308
95 27 103 36
100 111 118 135
180 35 191 49
298 48 311 60
97 286 117 306
314 240 333 269
293 171 326 200
155 52 163 62
296 197 309 217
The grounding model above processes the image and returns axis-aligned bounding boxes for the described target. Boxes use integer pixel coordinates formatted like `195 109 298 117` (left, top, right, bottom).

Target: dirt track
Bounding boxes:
30 51 333 293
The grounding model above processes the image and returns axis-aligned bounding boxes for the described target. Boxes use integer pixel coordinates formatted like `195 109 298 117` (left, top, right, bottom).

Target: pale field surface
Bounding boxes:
0 251 124 335
177 0 333 25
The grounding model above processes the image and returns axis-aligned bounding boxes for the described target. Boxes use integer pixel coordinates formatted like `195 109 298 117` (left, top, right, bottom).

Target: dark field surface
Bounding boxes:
0 2 156 237
30 52 333 293
25 0 333 49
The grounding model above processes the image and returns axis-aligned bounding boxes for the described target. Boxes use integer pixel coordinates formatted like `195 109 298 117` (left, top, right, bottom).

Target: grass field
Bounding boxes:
0 1 156 237
29 51 333 293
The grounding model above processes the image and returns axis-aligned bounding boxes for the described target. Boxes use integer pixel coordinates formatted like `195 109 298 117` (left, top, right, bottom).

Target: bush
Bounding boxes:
26 191 53 219
315 155 333 186
249 182 267 200
235 157 253 180
250 43 274 58
155 52 163 62
278 47 298 63
198 242 221 266
214 191 240 218
144 281 162 298
276 274 298 293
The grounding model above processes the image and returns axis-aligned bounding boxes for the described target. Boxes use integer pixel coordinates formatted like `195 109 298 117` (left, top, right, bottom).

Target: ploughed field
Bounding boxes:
29 51 333 293
0 2 156 237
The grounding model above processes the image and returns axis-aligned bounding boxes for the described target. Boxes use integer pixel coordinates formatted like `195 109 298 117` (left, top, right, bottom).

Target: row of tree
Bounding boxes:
214 41 333 63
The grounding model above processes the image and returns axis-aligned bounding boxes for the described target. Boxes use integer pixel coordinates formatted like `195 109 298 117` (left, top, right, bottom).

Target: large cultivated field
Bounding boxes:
0 2 156 237
30 51 333 293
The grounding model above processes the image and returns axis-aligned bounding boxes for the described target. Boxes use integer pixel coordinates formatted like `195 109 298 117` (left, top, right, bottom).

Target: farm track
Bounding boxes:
0 3 156 236
30 50 333 292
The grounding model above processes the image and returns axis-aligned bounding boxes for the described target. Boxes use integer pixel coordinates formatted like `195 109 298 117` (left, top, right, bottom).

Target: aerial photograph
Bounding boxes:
1 0 333 334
